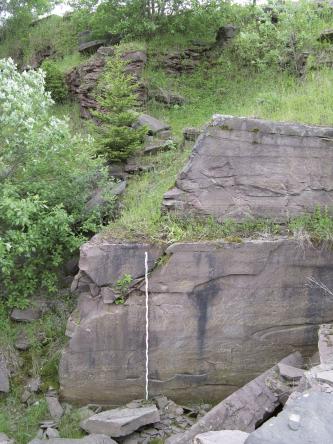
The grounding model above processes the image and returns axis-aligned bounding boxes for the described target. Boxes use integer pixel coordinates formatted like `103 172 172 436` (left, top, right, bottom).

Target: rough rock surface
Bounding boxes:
163 115 333 221
81 405 160 437
194 430 249 444
318 324 333 367
0 433 14 444
166 353 302 444
0 357 10 393
11 307 42 322
66 48 147 119
135 114 170 135
245 391 333 444
29 435 117 444
60 238 333 405
46 394 64 420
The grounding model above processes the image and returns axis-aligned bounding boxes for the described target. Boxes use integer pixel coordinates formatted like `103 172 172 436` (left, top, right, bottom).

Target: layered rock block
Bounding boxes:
163 116 333 221
60 237 333 405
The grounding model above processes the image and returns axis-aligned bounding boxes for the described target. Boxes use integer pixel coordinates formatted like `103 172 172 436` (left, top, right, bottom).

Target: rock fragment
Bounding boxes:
194 430 249 444
81 405 160 437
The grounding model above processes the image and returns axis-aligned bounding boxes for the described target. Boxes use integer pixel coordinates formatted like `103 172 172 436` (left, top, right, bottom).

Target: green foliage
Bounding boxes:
0 295 76 443
0 59 113 307
0 15 78 65
289 207 333 242
42 60 68 103
93 56 146 163
0 189 80 308
58 409 85 438
116 274 133 293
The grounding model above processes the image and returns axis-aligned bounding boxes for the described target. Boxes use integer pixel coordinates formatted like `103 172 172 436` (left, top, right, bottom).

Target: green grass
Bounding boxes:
145 65 333 136
112 62 333 242
0 295 77 443
53 52 88 75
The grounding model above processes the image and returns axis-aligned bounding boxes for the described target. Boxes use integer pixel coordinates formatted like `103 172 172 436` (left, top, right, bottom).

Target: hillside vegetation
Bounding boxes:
1 0 333 441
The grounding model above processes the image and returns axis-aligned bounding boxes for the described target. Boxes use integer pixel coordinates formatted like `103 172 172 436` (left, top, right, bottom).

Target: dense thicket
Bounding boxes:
0 59 111 308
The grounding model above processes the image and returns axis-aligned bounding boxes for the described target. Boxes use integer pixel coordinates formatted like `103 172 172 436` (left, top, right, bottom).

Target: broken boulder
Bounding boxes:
0 358 9 393
278 363 304 382
194 431 249 444
245 390 333 444
29 435 117 444
166 352 303 444
79 40 106 54
81 405 160 437
11 307 41 322
46 394 64 420
0 433 14 444
135 114 170 135
163 115 333 221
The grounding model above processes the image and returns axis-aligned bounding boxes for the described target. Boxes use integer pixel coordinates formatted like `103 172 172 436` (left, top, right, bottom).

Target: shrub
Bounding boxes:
41 60 68 103
93 55 146 163
0 58 113 308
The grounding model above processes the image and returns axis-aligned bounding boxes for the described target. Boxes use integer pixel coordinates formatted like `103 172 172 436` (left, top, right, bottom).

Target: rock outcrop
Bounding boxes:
60 237 333 405
66 48 147 119
163 115 333 221
167 352 303 444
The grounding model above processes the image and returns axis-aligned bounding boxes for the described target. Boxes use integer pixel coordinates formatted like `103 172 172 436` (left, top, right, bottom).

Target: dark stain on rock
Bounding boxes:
190 280 220 357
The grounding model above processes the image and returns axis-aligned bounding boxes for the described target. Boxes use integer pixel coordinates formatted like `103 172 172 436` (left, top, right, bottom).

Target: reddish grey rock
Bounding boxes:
0 433 14 444
11 307 41 322
28 435 117 444
244 391 333 444
59 238 333 405
81 405 160 437
194 430 249 444
0 357 9 393
78 235 163 287
46 395 64 420
163 115 333 221
66 48 147 119
278 363 304 381
165 353 302 444
79 40 105 54
136 114 170 135
318 324 333 368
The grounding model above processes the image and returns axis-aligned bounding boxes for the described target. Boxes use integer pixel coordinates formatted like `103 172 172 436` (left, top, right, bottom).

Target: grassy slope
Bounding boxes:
108 64 333 242
1 6 333 440
0 299 85 441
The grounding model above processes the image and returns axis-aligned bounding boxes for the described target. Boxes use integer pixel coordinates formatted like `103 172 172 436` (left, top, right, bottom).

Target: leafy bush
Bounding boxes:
42 60 68 103
93 55 146 163
0 58 112 308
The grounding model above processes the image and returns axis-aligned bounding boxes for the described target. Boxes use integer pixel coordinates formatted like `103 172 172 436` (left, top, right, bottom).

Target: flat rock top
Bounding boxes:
245 390 333 444
81 405 160 437
29 435 116 444
195 430 249 444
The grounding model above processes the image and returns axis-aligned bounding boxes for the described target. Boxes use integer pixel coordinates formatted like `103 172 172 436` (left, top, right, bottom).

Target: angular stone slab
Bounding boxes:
278 363 304 381
194 430 249 444
11 307 41 322
166 353 302 444
0 357 9 393
81 405 160 437
318 324 333 368
163 115 333 221
245 391 333 444
29 435 117 444
61 238 333 405
0 433 14 444
136 114 170 135
78 235 164 287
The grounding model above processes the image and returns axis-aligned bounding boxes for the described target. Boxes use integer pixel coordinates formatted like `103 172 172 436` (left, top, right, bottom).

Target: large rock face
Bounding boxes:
60 238 333 405
163 116 333 221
